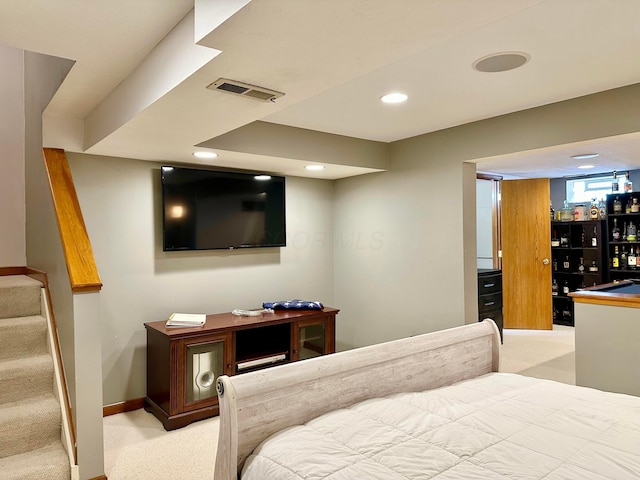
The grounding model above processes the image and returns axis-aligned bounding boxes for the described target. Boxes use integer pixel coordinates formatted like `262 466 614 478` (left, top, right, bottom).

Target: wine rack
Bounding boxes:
551 219 607 326
606 192 640 282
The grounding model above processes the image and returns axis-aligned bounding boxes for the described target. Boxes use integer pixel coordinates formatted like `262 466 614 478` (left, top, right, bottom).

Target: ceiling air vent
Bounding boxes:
206 78 284 102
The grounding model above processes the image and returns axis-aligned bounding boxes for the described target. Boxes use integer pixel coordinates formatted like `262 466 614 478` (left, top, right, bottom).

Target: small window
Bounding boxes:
566 175 616 204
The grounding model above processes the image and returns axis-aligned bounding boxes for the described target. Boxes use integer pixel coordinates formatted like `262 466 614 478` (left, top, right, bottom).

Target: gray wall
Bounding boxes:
0 44 25 267
23 50 76 409
1 42 78 408
13 69 640 408
334 154 477 350
335 83 640 354
67 153 335 405
73 83 640 404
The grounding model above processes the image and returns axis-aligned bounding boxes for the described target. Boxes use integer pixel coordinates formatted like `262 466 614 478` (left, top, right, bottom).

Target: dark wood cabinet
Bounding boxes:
606 192 640 282
144 307 339 430
551 219 607 326
478 269 503 342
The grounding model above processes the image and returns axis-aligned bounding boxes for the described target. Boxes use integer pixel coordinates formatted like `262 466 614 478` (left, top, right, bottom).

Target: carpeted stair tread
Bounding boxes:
0 395 61 459
0 442 70 480
0 276 42 319
0 315 47 361
0 275 71 478
0 355 54 404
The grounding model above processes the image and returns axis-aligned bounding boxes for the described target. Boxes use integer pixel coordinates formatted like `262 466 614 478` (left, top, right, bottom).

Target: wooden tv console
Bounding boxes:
144 307 339 430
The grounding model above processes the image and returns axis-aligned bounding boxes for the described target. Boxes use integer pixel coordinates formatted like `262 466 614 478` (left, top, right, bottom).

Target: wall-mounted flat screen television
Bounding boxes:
161 166 286 251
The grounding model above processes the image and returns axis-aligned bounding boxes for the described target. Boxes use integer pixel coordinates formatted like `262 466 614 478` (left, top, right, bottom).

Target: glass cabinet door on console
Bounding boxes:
292 318 335 361
180 334 231 413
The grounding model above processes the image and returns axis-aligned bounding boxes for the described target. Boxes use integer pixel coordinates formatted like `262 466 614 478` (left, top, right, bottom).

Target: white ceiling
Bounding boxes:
1 0 640 179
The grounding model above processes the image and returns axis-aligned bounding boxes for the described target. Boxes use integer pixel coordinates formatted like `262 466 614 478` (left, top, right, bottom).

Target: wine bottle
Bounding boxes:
578 257 585 273
633 197 640 213
553 258 558 272
625 171 633 193
589 199 599 219
621 248 628 269
629 222 637 242
598 199 606 219
562 280 570 295
552 279 559 296
560 231 569 247
629 246 637 269
589 260 598 272
612 218 621 242
612 170 619 192
563 255 570 270
613 246 620 268
551 229 560 247
613 196 622 213
591 226 597 247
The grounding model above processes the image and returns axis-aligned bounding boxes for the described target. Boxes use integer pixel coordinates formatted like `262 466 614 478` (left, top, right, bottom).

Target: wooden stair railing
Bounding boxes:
40 147 104 471
42 147 102 293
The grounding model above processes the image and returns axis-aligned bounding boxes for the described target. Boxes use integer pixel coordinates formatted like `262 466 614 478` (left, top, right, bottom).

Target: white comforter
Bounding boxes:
241 373 640 480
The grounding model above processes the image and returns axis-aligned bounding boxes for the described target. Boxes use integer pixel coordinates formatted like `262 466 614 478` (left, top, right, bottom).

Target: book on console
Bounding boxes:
165 312 206 328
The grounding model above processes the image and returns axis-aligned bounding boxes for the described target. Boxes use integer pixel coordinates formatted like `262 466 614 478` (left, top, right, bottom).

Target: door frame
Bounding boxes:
477 173 502 270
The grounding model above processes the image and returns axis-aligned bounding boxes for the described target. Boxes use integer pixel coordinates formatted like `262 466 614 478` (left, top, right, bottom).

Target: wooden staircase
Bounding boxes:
0 274 71 479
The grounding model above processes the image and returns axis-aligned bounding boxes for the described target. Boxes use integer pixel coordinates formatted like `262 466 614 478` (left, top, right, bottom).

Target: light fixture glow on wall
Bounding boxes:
170 205 185 218
254 175 272 180
193 151 218 159
380 92 408 104
572 153 599 160
305 165 325 171
577 165 595 169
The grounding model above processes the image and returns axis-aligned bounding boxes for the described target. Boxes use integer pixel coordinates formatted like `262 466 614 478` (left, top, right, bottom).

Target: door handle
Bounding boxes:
542 258 550 265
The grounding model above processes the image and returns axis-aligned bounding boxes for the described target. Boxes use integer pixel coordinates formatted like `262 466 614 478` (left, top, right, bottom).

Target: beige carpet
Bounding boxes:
500 324 575 385
104 409 219 480
103 324 575 480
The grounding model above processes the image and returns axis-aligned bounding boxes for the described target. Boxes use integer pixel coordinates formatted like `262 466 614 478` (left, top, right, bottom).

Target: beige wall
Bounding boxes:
0 43 25 267
67 153 335 405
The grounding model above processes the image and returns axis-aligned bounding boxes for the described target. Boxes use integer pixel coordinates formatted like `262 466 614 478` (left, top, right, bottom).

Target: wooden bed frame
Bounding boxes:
214 319 501 480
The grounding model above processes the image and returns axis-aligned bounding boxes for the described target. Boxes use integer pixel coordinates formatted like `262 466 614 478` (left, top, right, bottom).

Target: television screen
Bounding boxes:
161 166 286 251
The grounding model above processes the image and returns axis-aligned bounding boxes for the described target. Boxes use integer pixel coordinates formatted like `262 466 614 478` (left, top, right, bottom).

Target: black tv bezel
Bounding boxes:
160 165 286 252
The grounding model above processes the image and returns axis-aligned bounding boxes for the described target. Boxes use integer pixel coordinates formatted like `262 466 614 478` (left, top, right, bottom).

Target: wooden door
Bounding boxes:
502 178 552 329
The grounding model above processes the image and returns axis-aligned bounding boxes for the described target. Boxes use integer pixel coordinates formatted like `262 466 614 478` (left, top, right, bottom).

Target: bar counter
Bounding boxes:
570 279 640 308
570 280 640 396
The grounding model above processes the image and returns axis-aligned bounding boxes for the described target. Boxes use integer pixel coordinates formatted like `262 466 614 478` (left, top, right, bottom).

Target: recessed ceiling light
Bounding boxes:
254 175 271 180
473 52 530 73
380 92 408 104
577 165 595 169
193 151 218 159
572 153 599 160
305 165 325 171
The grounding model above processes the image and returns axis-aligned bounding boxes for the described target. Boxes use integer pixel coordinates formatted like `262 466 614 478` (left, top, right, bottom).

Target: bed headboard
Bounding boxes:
214 319 501 480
